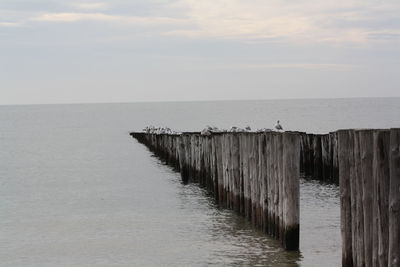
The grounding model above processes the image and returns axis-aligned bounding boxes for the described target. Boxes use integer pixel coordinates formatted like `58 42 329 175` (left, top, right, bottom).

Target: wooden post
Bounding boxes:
300 133 305 173
338 130 354 267
321 134 330 181
215 134 224 205
221 134 229 208
272 133 278 237
373 130 390 267
313 135 322 179
178 135 189 183
266 132 273 235
282 132 300 250
239 133 246 216
231 134 240 212
349 130 357 267
244 134 252 220
354 131 365 266
389 128 400 267
333 132 340 184
278 133 284 240
359 130 374 267
260 133 268 231
238 133 245 215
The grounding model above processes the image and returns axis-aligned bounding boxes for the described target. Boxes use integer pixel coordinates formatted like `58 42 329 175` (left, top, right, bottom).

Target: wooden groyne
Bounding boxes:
338 128 400 267
131 128 400 264
300 132 339 184
131 131 300 250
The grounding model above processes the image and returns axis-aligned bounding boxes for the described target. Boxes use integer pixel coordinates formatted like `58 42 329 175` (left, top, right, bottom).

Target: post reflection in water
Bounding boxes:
175 184 301 266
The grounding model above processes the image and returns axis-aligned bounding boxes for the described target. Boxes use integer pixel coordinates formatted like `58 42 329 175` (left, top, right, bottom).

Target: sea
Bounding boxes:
1 98 399 266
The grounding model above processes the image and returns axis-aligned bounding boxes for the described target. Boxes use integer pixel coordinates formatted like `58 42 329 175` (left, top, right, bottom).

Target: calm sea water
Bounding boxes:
1 98 399 266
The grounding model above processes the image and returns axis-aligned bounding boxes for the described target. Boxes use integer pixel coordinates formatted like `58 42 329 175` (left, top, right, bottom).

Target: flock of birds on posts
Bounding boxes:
142 121 283 135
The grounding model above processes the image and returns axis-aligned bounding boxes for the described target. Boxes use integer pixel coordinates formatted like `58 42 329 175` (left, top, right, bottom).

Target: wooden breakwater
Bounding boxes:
300 132 339 184
131 128 400 264
338 129 400 267
131 131 300 250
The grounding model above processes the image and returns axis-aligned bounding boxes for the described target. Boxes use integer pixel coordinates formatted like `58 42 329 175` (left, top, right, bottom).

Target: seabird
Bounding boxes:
275 120 283 131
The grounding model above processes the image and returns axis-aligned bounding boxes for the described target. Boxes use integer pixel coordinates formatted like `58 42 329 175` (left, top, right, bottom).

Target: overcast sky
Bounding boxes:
1 0 400 105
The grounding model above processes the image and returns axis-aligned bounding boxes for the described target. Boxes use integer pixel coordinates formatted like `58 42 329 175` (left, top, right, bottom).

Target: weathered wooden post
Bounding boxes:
231 133 240 212
313 135 322 179
349 130 357 267
214 134 224 205
321 134 330 181
278 133 284 239
338 129 353 267
266 132 273 236
259 133 268 231
178 135 189 183
354 131 365 267
272 132 278 237
242 134 251 220
282 131 300 250
359 130 374 267
373 130 390 267
389 128 400 267
333 132 339 183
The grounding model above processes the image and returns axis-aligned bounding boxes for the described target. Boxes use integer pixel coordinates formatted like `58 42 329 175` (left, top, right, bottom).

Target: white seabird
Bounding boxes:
275 120 283 131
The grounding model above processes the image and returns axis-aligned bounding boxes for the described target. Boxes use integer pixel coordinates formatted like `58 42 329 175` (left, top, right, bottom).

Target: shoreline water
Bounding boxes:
2 98 399 266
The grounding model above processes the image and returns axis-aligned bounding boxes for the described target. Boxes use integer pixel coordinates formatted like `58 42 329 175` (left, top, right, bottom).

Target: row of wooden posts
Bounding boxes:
130 128 399 266
338 129 400 267
300 132 339 184
131 131 301 250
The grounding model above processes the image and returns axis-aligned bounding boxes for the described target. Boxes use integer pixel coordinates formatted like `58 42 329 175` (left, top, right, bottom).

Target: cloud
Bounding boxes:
0 22 22 27
367 30 400 41
71 2 108 11
2 0 400 44
210 63 360 72
164 0 400 43
165 15 315 41
31 12 186 26
32 12 115 22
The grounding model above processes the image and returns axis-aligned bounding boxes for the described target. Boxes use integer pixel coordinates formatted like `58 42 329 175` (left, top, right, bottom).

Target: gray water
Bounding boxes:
1 98 399 266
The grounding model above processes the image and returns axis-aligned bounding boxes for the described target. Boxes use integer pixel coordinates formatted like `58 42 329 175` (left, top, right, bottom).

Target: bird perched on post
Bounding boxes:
275 120 283 131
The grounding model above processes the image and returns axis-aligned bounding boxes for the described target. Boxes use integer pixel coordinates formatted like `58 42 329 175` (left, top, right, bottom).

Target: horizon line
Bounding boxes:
1 95 399 107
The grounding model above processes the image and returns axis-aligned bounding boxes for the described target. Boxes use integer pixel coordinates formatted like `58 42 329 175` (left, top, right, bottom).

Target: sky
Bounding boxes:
1 0 400 105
